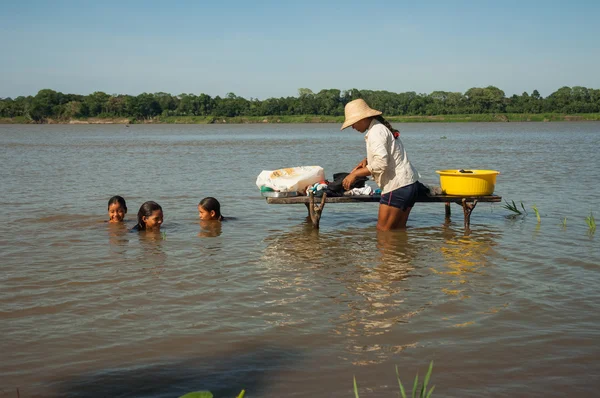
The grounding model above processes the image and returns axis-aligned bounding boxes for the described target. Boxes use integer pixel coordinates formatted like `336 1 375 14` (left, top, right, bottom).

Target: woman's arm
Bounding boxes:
351 157 368 172
342 167 371 190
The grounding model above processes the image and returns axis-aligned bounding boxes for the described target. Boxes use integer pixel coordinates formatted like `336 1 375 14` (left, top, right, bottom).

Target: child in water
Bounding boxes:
198 197 224 221
108 195 127 223
133 201 163 231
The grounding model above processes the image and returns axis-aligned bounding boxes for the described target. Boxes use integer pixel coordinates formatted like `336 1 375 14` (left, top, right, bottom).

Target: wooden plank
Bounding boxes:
266 194 502 205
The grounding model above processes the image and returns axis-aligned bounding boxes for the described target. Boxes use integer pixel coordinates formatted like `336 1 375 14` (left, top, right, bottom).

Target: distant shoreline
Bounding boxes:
2 113 600 124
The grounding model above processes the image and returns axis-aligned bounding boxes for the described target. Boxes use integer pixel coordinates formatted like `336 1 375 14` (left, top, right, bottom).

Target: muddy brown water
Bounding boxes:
1 123 599 397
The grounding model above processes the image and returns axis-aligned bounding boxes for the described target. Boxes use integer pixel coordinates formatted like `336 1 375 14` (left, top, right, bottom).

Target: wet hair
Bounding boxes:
134 201 162 230
199 197 223 220
375 115 400 139
108 195 127 212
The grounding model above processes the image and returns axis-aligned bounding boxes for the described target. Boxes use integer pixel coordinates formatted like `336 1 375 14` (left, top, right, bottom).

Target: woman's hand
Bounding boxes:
342 173 357 190
351 158 368 172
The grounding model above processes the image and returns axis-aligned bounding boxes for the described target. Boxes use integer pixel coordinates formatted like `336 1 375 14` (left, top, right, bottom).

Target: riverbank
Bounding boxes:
2 113 600 124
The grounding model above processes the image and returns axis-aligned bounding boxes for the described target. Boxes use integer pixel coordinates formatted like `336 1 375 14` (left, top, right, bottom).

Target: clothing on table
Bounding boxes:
343 186 374 196
305 182 328 196
326 172 368 194
364 119 420 194
311 172 370 198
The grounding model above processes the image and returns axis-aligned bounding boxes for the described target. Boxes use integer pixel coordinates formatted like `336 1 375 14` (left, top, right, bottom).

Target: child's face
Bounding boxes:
108 203 126 223
143 210 163 231
198 205 217 221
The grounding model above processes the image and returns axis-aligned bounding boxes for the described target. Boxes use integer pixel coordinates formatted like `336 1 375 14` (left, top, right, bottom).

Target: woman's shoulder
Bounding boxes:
368 122 393 139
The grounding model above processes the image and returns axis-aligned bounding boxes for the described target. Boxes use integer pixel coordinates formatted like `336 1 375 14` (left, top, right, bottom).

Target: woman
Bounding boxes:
341 99 421 231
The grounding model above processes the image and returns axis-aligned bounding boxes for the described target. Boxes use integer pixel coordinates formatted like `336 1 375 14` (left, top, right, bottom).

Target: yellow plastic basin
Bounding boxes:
435 169 499 195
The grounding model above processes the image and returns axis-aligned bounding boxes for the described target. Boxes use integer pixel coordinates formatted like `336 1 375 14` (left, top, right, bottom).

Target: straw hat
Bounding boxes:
340 99 382 130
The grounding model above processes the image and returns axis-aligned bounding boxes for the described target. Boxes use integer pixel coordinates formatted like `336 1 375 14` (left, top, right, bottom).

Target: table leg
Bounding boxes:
308 192 327 228
461 198 478 230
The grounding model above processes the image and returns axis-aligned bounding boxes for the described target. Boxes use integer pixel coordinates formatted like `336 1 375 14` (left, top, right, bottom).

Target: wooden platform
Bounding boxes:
266 193 502 230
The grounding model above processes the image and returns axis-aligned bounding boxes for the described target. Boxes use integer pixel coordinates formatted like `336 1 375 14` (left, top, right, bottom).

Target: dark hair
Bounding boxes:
134 201 162 230
199 197 223 220
375 115 400 139
108 195 127 212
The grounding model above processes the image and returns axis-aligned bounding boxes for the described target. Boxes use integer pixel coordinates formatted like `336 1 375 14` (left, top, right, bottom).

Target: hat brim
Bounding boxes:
340 110 382 130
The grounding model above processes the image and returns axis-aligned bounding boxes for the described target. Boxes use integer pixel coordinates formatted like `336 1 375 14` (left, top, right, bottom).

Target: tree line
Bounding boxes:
1 86 599 122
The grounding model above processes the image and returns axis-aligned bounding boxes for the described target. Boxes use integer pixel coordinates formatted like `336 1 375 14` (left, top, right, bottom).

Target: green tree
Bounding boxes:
315 89 342 115
545 86 572 112
155 92 177 115
84 91 110 116
464 86 505 113
29 89 64 121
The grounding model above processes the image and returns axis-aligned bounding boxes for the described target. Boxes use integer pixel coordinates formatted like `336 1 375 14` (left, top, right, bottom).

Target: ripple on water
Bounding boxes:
1 123 599 397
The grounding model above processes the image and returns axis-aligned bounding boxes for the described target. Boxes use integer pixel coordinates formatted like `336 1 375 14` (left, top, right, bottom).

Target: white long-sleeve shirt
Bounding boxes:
364 119 419 194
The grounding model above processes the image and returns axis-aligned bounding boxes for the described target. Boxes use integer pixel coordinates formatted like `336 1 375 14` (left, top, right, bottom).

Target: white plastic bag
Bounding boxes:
256 166 325 192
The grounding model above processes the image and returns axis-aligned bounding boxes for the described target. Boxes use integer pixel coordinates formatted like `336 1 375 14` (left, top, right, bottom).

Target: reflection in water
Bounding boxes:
337 229 424 365
107 222 129 253
435 225 501 296
136 230 167 276
261 223 504 366
4 124 599 397
431 225 503 329
262 221 321 263
198 220 223 238
261 224 425 364
259 221 323 328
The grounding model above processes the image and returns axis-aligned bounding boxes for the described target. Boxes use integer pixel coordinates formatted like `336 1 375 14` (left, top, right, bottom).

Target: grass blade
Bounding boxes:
412 374 419 398
532 205 540 223
586 212 596 229
422 361 434 396
587 212 596 236
396 365 407 398
178 393 213 398
353 375 360 398
236 390 245 398
425 385 436 398
502 199 527 216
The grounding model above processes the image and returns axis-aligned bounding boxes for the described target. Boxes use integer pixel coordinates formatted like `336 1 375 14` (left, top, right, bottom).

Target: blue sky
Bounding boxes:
1 0 599 99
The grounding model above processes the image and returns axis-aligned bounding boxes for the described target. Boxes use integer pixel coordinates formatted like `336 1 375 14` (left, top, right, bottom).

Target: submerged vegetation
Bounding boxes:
176 363 435 398
502 200 527 216
179 390 245 398
586 212 596 235
532 205 541 223
354 361 435 398
1 85 600 124
504 200 596 236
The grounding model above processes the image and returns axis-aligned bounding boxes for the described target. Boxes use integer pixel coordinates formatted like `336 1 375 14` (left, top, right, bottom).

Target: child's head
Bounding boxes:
108 195 127 223
136 201 163 231
198 197 222 221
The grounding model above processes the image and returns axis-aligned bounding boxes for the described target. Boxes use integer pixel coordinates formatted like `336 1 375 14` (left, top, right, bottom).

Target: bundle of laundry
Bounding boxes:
309 172 370 197
256 166 325 193
305 182 329 196
343 186 374 196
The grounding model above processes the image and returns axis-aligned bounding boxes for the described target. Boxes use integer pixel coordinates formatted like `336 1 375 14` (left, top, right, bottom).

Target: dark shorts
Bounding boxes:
380 182 419 210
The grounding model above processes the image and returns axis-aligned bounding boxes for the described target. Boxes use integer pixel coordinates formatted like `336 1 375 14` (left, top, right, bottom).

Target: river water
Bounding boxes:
1 123 599 398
